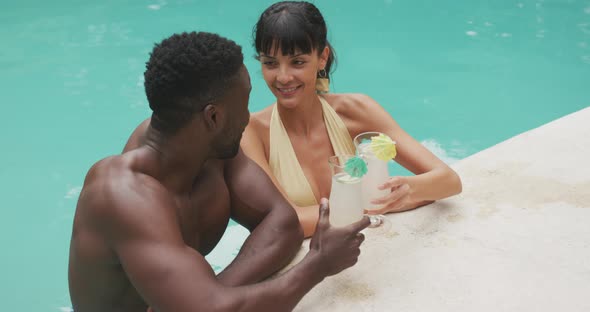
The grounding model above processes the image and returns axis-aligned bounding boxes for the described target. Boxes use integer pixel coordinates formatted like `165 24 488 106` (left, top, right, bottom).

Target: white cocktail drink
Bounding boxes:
329 172 363 227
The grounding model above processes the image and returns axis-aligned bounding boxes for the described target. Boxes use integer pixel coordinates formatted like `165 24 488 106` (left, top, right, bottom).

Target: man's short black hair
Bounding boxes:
144 31 244 134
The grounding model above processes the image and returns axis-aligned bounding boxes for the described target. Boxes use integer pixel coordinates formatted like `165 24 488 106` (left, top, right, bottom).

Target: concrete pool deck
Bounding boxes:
279 107 590 311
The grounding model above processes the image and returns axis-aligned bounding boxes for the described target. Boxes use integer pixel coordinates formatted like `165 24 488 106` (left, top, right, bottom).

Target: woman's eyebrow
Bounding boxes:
259 53 309 59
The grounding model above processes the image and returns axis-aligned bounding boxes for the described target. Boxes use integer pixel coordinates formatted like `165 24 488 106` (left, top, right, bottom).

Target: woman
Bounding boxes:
242 1 462 237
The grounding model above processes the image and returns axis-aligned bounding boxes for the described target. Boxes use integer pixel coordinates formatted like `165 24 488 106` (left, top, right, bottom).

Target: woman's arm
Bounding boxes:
344 94 462 213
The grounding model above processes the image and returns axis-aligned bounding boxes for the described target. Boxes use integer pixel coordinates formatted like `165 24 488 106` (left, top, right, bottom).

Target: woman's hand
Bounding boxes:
365 176 413 214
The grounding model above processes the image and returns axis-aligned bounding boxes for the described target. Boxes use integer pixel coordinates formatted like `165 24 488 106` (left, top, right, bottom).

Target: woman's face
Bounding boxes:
259 44 328 108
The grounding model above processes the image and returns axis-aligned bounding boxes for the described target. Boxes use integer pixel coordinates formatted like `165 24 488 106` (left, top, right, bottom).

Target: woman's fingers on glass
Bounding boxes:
378 176 405 190
386 194 411 213
368 181 411 213
365 209 384 215
370 195 387 205
379 204 398 214
370 192 410 214
367 206 389 215
371 185 404 205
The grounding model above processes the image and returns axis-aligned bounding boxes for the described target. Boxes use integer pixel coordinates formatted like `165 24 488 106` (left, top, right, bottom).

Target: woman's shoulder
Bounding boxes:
248 104 275 131
323 93 383 120
242 104 274 155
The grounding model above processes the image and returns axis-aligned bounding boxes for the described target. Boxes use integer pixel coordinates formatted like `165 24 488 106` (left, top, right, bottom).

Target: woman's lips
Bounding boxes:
276 85 301 96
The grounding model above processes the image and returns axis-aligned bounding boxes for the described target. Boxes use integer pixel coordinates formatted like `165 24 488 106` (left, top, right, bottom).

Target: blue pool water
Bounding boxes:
1 0 589 310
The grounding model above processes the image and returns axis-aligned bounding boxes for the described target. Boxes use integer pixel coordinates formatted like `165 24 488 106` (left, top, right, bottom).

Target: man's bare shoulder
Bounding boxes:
123 118 151 152
75 154 174 236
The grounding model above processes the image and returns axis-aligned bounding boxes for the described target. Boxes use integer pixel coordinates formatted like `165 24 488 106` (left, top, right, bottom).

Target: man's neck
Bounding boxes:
141 125 211 194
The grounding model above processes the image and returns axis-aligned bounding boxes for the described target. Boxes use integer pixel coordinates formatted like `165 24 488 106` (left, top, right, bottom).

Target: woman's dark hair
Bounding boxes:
253 1 336 78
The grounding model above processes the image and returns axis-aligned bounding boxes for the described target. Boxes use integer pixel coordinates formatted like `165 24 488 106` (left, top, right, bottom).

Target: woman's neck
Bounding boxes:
277 93 324 137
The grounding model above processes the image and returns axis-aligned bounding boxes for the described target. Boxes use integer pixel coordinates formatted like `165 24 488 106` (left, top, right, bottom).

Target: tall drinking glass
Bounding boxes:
328 155 364 227
354 132 393 230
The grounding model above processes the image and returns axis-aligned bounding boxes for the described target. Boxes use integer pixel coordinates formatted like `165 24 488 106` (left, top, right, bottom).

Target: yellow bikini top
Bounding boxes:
269 96 355 206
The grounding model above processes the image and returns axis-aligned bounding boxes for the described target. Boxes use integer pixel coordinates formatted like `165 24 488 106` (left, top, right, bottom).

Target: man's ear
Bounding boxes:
203 104 220 131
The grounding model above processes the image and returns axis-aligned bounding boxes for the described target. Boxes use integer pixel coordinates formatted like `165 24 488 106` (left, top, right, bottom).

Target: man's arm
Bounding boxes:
122 120 302 285
96 180 368 312
218 148 304 286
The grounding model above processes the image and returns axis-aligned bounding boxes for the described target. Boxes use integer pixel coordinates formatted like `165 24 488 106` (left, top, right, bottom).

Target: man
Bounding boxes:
68 31 370 312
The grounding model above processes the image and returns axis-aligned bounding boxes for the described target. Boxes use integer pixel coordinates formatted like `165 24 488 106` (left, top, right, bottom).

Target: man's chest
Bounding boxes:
176 162 232 255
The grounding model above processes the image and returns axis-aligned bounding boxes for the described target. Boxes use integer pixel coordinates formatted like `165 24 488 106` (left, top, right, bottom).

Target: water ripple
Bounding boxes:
65 186 82 199
421 139 463 165
148 0 167 10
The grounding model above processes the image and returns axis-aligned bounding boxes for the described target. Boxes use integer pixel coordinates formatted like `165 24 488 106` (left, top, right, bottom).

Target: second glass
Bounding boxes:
354 132 392 229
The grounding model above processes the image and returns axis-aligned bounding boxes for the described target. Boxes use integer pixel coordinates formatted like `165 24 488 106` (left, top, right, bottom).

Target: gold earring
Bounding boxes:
316 68 329 94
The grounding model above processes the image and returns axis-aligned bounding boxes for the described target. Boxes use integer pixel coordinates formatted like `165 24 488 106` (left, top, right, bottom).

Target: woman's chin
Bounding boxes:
277 99 299 110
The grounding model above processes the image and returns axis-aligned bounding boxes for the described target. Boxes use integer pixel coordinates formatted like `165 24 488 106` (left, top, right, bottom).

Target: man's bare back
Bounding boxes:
69 121 237 311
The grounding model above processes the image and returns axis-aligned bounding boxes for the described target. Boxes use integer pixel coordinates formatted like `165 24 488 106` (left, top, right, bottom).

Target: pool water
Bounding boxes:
1 0 588 310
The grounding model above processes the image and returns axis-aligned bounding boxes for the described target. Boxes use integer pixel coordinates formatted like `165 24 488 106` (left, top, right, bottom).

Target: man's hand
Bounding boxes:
308 198 371 277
